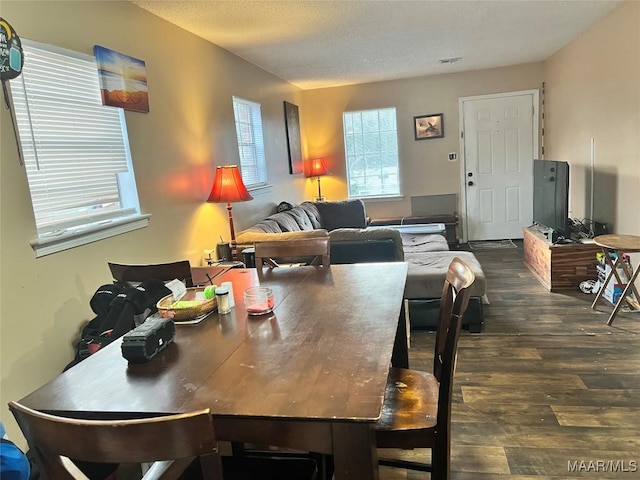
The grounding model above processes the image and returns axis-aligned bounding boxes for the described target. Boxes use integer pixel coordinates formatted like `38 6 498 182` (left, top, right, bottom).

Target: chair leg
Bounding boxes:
311 453 333 480
431 442 450 480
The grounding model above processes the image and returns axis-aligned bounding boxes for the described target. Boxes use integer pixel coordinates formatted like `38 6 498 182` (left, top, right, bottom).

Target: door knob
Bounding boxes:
468 181 474 186
467 172 473 177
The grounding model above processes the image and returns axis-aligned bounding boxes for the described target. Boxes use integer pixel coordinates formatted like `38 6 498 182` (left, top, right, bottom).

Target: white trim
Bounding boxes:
458 89 539 243
360 195 405 203
246 183 273 195
31 214 150 258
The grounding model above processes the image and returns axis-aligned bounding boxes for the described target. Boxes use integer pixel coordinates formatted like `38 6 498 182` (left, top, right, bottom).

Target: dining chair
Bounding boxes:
9 401 318 480
375 256 475 480
108 260 194 287
9 401 220 479
254 237 330 269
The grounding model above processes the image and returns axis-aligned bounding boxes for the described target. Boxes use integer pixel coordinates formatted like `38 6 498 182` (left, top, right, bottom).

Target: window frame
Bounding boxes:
343 107 401 199
9 39 148 258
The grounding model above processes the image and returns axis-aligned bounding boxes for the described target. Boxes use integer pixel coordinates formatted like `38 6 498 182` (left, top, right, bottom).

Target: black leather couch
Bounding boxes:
236 200 403 263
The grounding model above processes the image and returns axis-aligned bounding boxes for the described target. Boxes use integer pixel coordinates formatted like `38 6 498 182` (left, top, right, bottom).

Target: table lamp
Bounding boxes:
207 165 253 260
306 158 329 201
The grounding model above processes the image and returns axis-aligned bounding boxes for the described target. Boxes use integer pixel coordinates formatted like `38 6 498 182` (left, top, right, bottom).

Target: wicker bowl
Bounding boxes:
156 287 217 321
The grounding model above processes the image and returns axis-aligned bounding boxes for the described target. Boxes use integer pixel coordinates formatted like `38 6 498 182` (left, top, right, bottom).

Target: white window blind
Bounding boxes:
232 96 267 188
9 40 144 254
343 107 400 198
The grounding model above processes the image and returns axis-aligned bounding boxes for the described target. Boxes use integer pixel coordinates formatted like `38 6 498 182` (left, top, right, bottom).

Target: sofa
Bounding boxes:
236 199 486 332
236 200 404 264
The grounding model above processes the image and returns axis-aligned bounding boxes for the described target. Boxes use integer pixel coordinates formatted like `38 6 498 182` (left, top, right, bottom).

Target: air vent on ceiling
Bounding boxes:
438 57 462 64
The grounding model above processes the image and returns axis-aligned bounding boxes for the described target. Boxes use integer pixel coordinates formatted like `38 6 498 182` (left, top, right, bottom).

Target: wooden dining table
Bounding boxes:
19 262 409 479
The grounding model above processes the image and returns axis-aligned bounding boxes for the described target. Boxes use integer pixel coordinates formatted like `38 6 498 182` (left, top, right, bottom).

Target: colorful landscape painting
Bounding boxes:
94 45 149 113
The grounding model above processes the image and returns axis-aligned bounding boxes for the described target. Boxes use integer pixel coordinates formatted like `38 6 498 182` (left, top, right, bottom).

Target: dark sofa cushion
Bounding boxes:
247 218 284 234
298 202 322 229
286 207 315 230
268 211 304 232
314 199 366 231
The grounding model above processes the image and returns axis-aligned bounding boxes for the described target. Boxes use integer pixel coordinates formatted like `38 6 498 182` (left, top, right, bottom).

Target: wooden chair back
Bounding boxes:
375 257 474 479
8 401 221 479
254 237 330 269
433 256 475 382
108 260 193 287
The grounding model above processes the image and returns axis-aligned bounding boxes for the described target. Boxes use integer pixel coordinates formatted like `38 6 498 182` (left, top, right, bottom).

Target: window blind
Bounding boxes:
232 96 267 187
10 41 135 236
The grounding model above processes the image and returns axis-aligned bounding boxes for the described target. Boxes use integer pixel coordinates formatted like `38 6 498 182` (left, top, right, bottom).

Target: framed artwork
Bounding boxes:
94 45 149 113
414 113 444 140
284 101 303 174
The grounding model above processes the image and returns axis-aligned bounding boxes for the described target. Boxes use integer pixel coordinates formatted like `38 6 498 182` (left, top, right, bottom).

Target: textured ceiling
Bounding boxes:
131 0 622 90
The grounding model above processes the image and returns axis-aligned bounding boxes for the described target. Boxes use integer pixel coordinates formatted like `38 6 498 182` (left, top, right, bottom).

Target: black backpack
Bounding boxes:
65 279 171 370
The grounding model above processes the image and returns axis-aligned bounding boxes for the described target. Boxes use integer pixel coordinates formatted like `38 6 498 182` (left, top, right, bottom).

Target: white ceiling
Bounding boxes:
131 0 622 90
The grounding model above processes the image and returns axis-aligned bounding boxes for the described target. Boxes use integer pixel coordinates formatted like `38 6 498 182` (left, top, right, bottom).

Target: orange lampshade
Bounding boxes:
306 158 329 178
207 165 253 203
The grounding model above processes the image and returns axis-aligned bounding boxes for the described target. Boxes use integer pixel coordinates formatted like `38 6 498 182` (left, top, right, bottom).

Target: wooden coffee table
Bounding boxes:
591 234 640 325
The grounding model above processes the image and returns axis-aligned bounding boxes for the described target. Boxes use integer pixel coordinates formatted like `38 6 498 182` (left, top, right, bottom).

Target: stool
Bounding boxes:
591 234 640 325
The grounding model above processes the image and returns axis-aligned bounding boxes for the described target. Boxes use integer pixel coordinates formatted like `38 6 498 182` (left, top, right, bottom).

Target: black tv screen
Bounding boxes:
533 159 570 236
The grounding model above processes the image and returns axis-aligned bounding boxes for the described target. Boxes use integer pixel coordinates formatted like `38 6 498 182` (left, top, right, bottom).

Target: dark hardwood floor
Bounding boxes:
380 242 640 479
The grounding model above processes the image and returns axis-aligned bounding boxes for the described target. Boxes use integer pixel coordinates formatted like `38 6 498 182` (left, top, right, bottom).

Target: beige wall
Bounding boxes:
544 1 639 235
300 63 544 220
0 0 305 441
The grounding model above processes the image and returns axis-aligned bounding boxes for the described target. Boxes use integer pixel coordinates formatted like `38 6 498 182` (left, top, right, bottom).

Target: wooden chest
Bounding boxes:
523 227 601 292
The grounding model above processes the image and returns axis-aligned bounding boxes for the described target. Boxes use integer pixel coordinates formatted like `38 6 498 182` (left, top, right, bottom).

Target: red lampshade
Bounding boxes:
306 158 329 178
207 165 253 203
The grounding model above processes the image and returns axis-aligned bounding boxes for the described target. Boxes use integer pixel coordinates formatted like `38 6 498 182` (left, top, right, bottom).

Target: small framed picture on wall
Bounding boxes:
414 113 444 140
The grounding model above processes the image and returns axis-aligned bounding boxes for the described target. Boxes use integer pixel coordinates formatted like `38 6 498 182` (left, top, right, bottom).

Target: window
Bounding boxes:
9 40 147 257
343 107 400 198
232 96 267 188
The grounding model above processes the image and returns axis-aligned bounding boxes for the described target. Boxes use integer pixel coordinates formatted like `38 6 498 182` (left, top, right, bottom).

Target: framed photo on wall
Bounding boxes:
414 113 444 140
284 101 303 174
94 45 149 113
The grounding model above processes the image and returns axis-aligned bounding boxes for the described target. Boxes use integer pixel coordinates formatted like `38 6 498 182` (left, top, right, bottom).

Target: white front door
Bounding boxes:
460 91 538 241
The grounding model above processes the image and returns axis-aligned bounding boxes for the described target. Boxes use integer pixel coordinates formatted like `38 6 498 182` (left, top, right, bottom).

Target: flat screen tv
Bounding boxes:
533 159 570 237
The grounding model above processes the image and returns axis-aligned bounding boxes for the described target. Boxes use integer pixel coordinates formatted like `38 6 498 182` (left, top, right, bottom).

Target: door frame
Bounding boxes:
458 89 539 243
